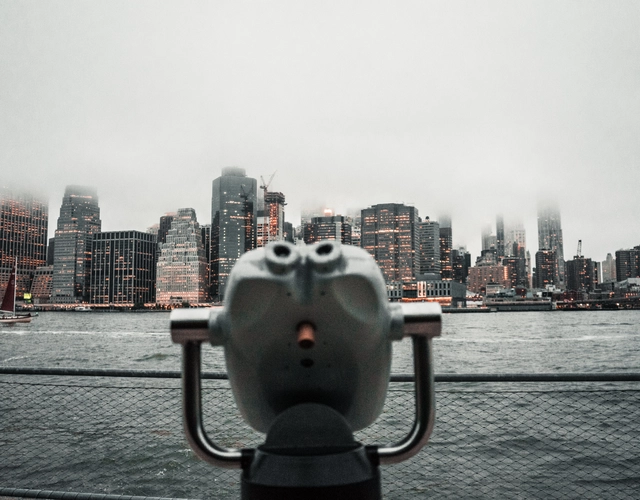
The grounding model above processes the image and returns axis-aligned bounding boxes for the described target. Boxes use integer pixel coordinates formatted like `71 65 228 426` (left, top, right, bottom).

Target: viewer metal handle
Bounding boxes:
172 309 244 468
376 334 436 464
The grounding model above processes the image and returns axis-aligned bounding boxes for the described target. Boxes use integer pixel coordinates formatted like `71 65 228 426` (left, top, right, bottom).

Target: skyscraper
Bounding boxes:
496 214 505 259
534 249 558 289
416 218 440 276
361 203 418 283
601 253 616 283
211 167 257 300
156 208 207 305
0 187 48 297
537 202 565 284
439 218 453 280
90 231 157 305
52 186 101 304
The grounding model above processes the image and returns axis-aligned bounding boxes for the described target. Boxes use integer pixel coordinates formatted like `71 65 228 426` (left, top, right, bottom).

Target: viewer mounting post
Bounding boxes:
171 241 441 499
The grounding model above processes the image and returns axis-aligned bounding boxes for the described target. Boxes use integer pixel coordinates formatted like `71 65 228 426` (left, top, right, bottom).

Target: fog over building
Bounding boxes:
52 186 101 304
537 202 565 284
211 167 257 300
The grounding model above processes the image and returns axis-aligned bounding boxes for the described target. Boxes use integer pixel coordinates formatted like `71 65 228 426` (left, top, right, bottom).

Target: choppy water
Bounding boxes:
2 310 639 373
1 310 639 499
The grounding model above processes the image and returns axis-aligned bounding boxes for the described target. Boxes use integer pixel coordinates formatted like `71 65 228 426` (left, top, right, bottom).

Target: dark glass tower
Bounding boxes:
52 186 101 304
211 167 257 300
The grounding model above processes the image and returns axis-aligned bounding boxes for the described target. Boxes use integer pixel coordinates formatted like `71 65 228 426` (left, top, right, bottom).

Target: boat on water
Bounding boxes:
0 258 32 324
74 306 92 312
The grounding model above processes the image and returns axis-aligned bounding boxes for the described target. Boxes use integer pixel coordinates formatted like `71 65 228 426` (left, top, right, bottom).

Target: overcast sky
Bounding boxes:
2 1 639 261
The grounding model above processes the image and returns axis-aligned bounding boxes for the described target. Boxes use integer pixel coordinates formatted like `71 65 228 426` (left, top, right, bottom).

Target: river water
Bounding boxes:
1 310 638 373
1 310 639 499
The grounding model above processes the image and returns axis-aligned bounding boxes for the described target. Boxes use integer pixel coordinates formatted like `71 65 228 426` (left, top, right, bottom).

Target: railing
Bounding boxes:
1 368 639 499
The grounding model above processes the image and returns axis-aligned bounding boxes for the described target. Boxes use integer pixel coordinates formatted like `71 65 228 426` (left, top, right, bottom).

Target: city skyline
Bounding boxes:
2 2 639 263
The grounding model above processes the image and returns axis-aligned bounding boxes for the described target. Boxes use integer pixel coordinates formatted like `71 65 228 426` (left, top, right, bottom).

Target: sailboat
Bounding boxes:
1 258 32 324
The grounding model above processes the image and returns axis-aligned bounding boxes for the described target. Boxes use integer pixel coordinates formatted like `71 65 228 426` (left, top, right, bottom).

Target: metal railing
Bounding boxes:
1 368 639 499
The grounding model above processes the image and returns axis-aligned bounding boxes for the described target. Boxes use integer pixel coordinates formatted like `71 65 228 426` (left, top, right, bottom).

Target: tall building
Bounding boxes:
439 222 453 280
51 186 101 304
200 224 212 299
416 218 440 275
90 231 157 305
257 191 286 247
0 187 49 297
496 215 505 259
303 215 352 245
565 256 598 294
452 247 471 284
534 249 558 289
537 202 565 284
361 203 419 283
481 224 495 252
502 257 528 288
601 253 616 283
615 248 640 281
156 208 207 305
505 220 526 258
211 167 257 300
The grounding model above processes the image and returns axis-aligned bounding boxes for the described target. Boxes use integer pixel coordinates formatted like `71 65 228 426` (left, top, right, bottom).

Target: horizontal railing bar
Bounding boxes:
0 487 195 500
1 367 639 382
0 367 226 379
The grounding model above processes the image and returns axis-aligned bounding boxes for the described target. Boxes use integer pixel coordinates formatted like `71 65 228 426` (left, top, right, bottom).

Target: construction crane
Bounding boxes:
259 172 277 202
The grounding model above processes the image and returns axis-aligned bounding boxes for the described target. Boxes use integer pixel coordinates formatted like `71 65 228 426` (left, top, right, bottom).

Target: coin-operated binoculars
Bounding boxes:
171 241 441 499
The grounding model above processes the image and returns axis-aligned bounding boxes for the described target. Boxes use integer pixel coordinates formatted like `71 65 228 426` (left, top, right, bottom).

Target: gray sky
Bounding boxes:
2 1 639 262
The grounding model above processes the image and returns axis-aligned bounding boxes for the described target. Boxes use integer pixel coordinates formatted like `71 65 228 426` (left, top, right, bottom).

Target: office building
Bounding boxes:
439 218 453 280
615 248 640 281
601 253 616 283
90 231 157 305
416 218 440 275
0 187 49 297
452 247 471 284
502 256 528 288
303 215 352 245
534 249 558 289
156 208 207 305
361 203 419 283
211 167 257 300
201 224 212 298
52 186 101 304
496 215 505 259
537 202 565 283
565 256 598 294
